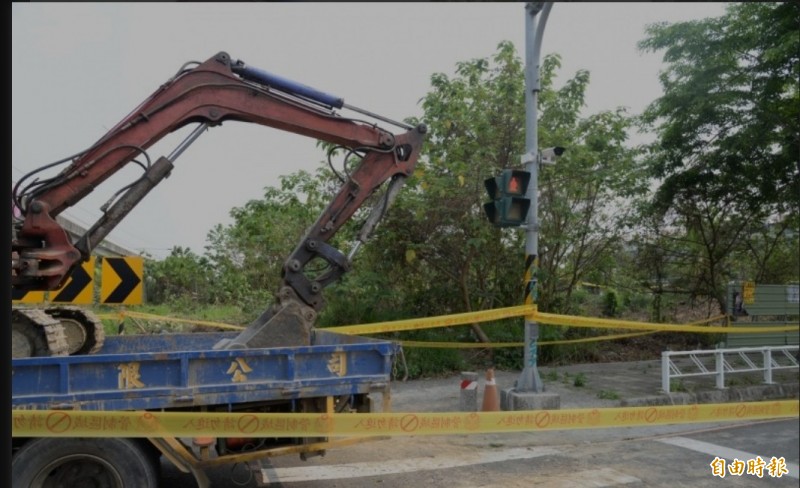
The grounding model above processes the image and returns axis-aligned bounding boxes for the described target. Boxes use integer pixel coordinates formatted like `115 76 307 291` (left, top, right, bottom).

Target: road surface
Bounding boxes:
162 417 799 487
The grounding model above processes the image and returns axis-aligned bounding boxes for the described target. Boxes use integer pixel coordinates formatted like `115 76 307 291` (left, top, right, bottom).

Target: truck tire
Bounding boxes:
11 438 158 488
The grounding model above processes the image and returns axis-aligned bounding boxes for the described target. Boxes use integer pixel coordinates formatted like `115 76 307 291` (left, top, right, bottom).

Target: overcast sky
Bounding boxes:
11 3 726 260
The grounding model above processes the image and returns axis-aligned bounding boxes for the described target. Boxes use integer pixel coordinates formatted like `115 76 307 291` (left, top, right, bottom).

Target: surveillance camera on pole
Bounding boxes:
539 146 565 165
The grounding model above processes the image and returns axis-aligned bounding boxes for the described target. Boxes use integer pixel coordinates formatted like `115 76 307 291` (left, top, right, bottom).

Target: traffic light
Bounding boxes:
483 169 531 227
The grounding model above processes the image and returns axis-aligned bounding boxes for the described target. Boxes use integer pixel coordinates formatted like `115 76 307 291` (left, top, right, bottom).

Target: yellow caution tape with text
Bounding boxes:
11 401 798 438
332 305 534 335
96 311 245 331
95 306 796 337
329 305 797 335
395 331 657 349
391 315 732 348
532 310 799 334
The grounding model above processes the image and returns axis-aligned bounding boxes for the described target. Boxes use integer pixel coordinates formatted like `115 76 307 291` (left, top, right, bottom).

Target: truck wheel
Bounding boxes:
12 438 158 488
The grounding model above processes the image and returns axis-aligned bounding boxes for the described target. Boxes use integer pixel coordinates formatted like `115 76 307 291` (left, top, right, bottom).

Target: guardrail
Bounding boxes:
661 346 799 393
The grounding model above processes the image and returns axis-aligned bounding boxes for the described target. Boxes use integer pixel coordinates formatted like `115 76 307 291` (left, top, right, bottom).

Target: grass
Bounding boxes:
669 379 690 393
727 375 761 387
597 389 620 400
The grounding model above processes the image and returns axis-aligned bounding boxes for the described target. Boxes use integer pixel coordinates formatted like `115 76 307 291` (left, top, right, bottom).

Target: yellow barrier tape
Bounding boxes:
532 311 800 334
330 305 797 335
394 331 657 349
690 314 728 325
331 305 534 335
397 340 523 349
96 311 245 331
95 306 793 339
12 401 798 438
388 314 732 348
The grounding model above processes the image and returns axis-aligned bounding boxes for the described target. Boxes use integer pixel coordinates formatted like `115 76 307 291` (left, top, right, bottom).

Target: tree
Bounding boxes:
203 170 327 311
537 54 645 312
144 246 212 305
735 213 800 284
637 3 800 310
158 42 641 357
640 2 799 214
351 42 531 342
339 42 642 350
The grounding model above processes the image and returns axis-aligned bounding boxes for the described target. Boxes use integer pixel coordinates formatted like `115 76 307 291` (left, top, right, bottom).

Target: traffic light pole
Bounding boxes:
517 2 552 393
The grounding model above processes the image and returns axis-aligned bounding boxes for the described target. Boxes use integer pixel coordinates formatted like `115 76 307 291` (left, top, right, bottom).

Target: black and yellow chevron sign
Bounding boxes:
50 257 96 304
11 289 46 304
100 257 143 305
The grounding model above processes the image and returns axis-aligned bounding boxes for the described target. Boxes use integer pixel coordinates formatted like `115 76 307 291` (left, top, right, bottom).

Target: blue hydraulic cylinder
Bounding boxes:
232 62 344 109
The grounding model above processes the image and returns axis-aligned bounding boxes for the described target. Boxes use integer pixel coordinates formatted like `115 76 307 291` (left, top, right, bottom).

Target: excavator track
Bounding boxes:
12 309 69 358
11 307 105 358
45 306 106 355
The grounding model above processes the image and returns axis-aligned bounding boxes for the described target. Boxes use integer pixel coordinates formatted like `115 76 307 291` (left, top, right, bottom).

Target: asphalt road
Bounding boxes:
162 417 799 487
161 362 798 487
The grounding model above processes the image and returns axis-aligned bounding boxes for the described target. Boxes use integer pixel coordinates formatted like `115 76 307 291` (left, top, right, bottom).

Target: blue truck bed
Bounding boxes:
12 330 397 411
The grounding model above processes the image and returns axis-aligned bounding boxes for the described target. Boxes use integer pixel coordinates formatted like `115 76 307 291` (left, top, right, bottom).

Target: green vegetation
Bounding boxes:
597 390 620 400
130 4 797 379
669 379 690 393
636 3 799 313
543 369 559 382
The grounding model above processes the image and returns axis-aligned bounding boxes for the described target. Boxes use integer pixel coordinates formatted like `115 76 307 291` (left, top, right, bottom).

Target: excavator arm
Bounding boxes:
12 51 425 350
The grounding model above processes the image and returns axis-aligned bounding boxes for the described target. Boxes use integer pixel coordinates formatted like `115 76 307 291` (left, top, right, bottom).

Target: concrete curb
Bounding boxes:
620 382 799 407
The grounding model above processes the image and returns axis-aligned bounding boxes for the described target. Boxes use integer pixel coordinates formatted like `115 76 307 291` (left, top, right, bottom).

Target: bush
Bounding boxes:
399 346 466 379
602 290 619 317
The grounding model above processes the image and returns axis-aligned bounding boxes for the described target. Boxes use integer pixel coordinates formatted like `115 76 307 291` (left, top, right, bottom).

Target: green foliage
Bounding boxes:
734 215 800 284
669 379 689 393
602 290 619 317
399 345 467 380
635 3 800 312
536 324 568 364
624 292 651 315
318 271 409 327
132 23 798 377
203 170 328 314
597 389 620 400
479 319 524 370
572 372 587 387
535 56 645 314
640 3 799 215
404 40 529 314
143 246 212 305
385 328 469 379
365 41 642 333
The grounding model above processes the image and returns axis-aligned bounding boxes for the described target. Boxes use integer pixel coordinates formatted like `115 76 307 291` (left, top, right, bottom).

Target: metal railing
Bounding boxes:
661 346 799 393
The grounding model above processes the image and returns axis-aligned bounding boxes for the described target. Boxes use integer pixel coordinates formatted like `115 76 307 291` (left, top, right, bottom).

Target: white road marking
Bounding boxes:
260 446 559 483
658 436 799 479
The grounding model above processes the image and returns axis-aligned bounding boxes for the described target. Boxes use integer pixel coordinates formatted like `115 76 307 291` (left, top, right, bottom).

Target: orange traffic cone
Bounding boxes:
481 368 500 412
192 436 215 461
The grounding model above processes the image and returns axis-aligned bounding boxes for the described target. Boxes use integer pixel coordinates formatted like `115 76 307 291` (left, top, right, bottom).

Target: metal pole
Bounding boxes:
517 2 552 393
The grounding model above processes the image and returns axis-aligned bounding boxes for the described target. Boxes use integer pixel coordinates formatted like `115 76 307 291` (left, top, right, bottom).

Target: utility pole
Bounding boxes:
517 1 553 393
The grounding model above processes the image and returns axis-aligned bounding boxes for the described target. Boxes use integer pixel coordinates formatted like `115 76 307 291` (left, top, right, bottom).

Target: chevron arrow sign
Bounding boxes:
11 289 46 304
51 257 96 304
101 257 143 305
